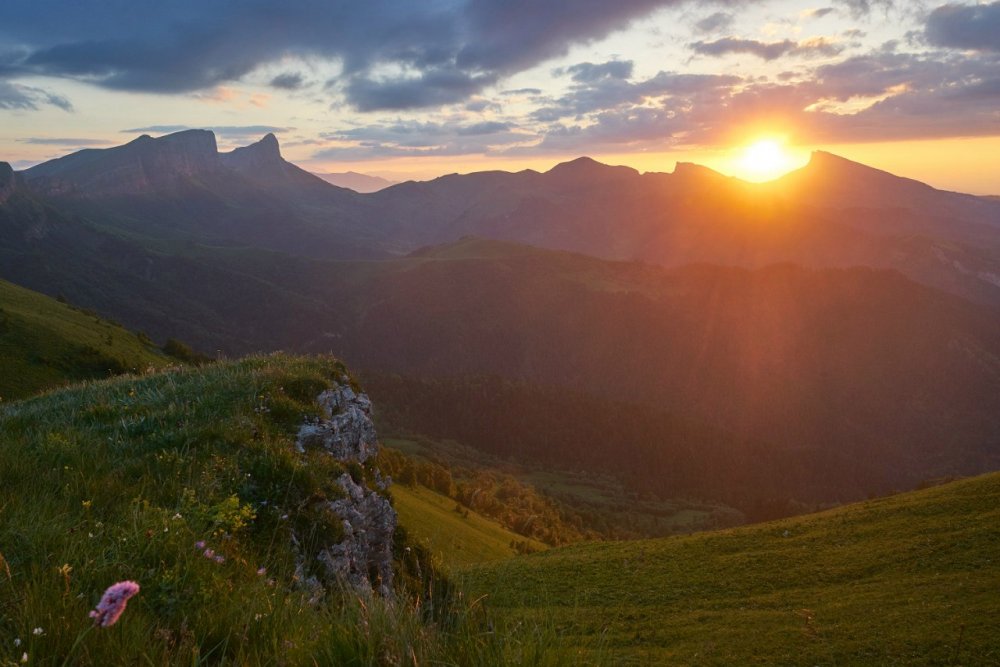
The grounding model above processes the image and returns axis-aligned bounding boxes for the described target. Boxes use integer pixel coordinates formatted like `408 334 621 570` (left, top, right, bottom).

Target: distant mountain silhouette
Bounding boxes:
773 151 1000 247
19 130 379 259
313 171 397 193
362 153 1000 305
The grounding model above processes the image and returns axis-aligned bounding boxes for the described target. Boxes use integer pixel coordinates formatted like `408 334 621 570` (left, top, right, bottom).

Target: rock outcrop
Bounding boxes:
318 473 396 598
295 384 378 462
294 378 396 598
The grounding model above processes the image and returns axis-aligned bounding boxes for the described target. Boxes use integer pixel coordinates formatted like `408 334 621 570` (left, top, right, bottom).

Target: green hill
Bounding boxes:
463 473 1000 665
0 279 171 400
0 356 562 665
391 484 545 570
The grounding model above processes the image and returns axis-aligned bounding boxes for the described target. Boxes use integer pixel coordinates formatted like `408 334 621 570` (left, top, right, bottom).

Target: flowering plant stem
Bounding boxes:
60 624 95 667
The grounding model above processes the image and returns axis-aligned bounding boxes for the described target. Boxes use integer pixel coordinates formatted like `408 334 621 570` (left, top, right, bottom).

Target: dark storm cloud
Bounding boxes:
690 37 843 61
926 2 1000 53
0 0 713 111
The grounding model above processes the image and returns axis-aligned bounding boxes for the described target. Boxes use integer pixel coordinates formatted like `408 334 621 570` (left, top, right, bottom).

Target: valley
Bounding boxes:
1 128 998 665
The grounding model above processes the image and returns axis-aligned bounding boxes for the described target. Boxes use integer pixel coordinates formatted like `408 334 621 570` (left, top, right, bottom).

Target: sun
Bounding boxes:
735 138 802 182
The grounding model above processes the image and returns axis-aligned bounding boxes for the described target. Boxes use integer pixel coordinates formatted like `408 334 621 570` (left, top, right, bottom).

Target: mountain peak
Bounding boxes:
783 150 934 194
221 133 284 173
22 128 220 195
545 157 639 184
672 161 727 180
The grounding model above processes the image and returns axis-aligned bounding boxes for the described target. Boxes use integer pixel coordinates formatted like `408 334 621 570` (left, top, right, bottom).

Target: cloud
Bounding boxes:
0 0 706 111
18 137 111 145
270 72 305 90
803 7 836 20
690 37 843 60
695 12 734 34
833 0 893 16
0 80 71 111
314 118 531 160
558 60 635 83
121 125 289 137
926 2 1000 53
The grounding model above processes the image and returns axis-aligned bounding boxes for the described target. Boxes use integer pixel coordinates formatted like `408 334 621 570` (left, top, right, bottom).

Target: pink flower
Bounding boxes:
203 548 215 559
194 541 206 549
89 581 140 627
213 555 225 564
256 567 266 576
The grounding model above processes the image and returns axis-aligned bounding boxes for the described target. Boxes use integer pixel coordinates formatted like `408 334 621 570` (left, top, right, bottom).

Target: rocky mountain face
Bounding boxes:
24 130 220 196
294 380 396 598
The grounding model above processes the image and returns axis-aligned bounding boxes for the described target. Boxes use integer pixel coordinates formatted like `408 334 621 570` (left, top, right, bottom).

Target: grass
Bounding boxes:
391 484 546 570
0 279 170 401
0 355 584 665
462 473 1000 665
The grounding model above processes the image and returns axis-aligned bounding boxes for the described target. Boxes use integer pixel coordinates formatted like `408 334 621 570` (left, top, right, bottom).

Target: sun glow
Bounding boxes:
734 138 804 182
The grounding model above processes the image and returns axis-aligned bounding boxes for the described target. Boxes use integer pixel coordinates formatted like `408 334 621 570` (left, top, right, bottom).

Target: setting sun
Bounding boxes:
733 138 806 182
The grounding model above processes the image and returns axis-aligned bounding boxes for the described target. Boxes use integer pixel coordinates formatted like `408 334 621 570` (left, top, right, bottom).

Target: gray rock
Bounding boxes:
292 379 397 598
295 386 378 462
317 473 397 598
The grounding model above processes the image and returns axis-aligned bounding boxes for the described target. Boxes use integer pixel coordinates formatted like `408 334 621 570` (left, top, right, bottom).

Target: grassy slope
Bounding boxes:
391 484 545 570
0 279 169 400
0 356 566 666
464 473 1000 665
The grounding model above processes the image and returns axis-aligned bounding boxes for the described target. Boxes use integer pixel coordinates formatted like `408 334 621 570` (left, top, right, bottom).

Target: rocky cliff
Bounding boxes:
295 380 397 598
23 130 220 196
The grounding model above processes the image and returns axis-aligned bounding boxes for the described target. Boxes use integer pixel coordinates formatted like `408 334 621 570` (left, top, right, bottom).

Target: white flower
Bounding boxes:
21 652 28 663
31 627 43 636
13 638 21 646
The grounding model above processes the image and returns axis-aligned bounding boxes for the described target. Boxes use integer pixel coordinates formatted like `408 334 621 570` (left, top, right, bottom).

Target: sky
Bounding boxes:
1 0 999 193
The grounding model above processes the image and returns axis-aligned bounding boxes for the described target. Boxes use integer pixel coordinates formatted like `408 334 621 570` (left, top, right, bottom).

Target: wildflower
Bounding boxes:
214 555 225 564
81 500 92 509
57 563 73 595
31 628 43 636
257 567 266 576
194 540 206 549
13 638 20 647
21 652 27 663
203 548 215 559
89 580 140 627
172 513 182 520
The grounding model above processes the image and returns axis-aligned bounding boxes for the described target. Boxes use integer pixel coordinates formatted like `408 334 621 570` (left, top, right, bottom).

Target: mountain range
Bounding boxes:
2 129 999 511
312 170 397 193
